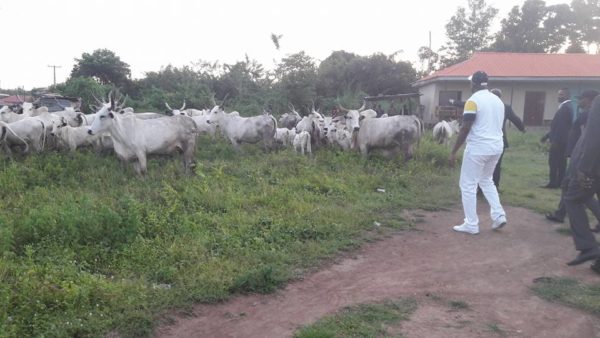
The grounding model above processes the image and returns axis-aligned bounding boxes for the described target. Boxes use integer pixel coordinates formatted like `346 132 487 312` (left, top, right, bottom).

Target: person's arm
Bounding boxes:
506 106 525 132
578 98 600 180
448 113 476 167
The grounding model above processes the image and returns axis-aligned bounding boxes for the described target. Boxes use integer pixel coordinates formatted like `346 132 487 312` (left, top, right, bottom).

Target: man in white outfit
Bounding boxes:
448 71 507 234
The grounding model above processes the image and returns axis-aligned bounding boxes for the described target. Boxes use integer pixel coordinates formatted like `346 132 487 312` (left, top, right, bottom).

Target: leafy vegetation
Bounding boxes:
0 135 456 337
294 298 417 338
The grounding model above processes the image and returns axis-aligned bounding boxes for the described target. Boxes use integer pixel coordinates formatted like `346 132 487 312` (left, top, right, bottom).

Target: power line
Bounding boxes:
47 65 62 86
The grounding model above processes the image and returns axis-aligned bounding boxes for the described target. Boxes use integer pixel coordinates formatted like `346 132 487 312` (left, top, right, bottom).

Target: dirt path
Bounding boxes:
155 206 600 338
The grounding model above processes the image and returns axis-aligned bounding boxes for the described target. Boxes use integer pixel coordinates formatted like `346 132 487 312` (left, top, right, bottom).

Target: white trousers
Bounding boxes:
459 149 505 227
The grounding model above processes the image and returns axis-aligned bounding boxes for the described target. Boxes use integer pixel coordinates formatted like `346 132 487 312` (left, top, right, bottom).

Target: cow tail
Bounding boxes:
270 114 278 139
1 121 29 153
39 120 46 151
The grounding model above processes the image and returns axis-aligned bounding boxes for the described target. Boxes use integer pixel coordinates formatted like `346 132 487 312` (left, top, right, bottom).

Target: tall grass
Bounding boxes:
0 135 457 337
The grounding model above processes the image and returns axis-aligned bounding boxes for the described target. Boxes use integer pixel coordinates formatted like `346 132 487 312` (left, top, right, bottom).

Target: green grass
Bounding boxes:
0 135 456 337
532 277 600 316
0 129 574 337
294 298 417 338
499 129 561 213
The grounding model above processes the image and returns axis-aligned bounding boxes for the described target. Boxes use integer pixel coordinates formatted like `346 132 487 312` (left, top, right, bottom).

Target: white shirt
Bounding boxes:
463 89 505 155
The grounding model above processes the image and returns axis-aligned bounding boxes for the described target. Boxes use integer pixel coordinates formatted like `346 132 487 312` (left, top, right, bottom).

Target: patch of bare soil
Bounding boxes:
155 206 600 338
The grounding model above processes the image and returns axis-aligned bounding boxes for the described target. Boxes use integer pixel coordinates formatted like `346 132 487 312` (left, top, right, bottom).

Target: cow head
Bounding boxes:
337 101 366 132
50 117 68 136
88 102 114 135
205 105 225 125
165 100 186 116
88 90 122 135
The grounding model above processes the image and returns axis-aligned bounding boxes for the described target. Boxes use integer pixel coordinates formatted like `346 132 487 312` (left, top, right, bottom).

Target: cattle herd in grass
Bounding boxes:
0 92 460 175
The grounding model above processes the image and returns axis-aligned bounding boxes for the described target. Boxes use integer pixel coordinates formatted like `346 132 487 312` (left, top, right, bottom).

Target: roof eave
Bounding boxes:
413 76 600 88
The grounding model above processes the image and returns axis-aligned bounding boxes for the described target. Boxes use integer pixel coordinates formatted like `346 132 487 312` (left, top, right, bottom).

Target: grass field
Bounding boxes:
0 128 594 337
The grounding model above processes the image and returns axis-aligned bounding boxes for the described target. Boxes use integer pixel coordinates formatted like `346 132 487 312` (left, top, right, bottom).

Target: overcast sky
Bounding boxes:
1 0 568 90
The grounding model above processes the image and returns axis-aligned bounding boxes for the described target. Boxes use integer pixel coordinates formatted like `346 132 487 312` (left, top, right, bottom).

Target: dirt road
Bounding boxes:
156 206 600 338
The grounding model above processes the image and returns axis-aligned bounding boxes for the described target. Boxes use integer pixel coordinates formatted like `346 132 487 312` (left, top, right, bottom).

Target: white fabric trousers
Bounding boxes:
459 149 505 227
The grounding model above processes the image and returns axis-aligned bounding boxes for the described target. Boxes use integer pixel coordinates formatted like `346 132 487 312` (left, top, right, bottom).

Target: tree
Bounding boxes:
440 0 498 67
71 49 131 87
417 46 440 77
570 0 600 51
316 50 360 98
53 77 109 113
491 0 571 53
274 51 318 112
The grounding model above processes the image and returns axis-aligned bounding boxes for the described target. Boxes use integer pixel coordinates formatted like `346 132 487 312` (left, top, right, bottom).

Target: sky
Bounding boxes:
0 0 569 90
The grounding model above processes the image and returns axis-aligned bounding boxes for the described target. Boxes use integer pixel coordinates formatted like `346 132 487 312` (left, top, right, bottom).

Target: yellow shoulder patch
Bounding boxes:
463 100 477 112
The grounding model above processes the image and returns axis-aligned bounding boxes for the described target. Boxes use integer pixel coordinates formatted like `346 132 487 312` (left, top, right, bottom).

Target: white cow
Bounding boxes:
51 122 107 152
293 131 312 155
432 120 460 145
0 118 46 153
356 115 422 160
88 102 198 175
165 101 187 116
278 108 302 129
206 106 277 151
0 105 28 123
190 114 217 139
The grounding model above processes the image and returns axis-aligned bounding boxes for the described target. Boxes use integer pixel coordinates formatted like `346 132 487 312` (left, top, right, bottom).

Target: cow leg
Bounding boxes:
360 144 369 158
182 141 196 175
136 153 147 176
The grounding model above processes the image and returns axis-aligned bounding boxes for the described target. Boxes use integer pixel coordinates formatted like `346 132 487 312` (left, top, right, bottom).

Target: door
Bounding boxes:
523 91 546 126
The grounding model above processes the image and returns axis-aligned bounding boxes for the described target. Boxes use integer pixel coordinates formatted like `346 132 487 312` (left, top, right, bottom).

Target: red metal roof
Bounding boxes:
416 52 600 85
0 95 33 105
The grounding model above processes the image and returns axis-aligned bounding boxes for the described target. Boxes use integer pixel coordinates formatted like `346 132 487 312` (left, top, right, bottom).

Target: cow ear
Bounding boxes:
109 112 114 119
166 110 173 116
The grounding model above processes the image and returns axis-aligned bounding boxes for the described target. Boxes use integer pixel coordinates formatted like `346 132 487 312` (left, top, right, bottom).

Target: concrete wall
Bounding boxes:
417 80 600 125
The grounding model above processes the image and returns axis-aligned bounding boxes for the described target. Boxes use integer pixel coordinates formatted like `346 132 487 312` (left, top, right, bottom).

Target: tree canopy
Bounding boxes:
70 49 131 87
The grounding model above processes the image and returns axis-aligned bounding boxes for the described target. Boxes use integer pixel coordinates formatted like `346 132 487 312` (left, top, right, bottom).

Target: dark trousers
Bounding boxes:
492 151 504 187
548 143 567 187
554 178 600 221
565 176 600 251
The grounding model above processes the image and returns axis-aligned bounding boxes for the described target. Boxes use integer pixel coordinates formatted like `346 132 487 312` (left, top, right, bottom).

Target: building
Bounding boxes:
413 52 600 126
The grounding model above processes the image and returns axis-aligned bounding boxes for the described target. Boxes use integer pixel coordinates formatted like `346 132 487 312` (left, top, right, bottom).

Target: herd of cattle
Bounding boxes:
0 93 459 175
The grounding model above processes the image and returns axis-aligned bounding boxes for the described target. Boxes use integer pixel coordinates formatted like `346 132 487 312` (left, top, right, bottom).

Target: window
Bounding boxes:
439 91 462 106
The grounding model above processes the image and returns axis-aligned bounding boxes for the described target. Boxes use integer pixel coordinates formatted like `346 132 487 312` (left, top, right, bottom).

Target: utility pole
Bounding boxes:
47 65 61 86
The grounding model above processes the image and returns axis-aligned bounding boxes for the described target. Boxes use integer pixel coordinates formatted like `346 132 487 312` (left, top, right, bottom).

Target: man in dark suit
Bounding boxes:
541 88 573 188
564 94 600 270
490 89 526 188
546 90 600 231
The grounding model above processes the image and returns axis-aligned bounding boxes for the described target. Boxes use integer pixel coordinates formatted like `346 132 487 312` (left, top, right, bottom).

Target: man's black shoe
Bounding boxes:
545 213 564 223
566 249 600 266
591 259 600 274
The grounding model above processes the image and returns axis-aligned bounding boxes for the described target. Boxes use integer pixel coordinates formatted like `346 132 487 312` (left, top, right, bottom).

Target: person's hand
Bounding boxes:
577 170 594 189
448 153 457 168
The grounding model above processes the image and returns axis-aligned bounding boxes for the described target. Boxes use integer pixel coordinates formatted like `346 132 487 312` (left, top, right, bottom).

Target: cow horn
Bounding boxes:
117 95 128 109
180 100 186 111
358 100 366 111
165 102 173 111
92 93 103 105
106 89 114 104
290 103 296 113
311 99 316 113
337 102 349 112
220 93 229 107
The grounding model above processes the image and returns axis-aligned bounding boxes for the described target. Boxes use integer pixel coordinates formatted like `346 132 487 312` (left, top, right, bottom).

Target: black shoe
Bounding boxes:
591 259 600 274
566 249 600 266
545 213 564 223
